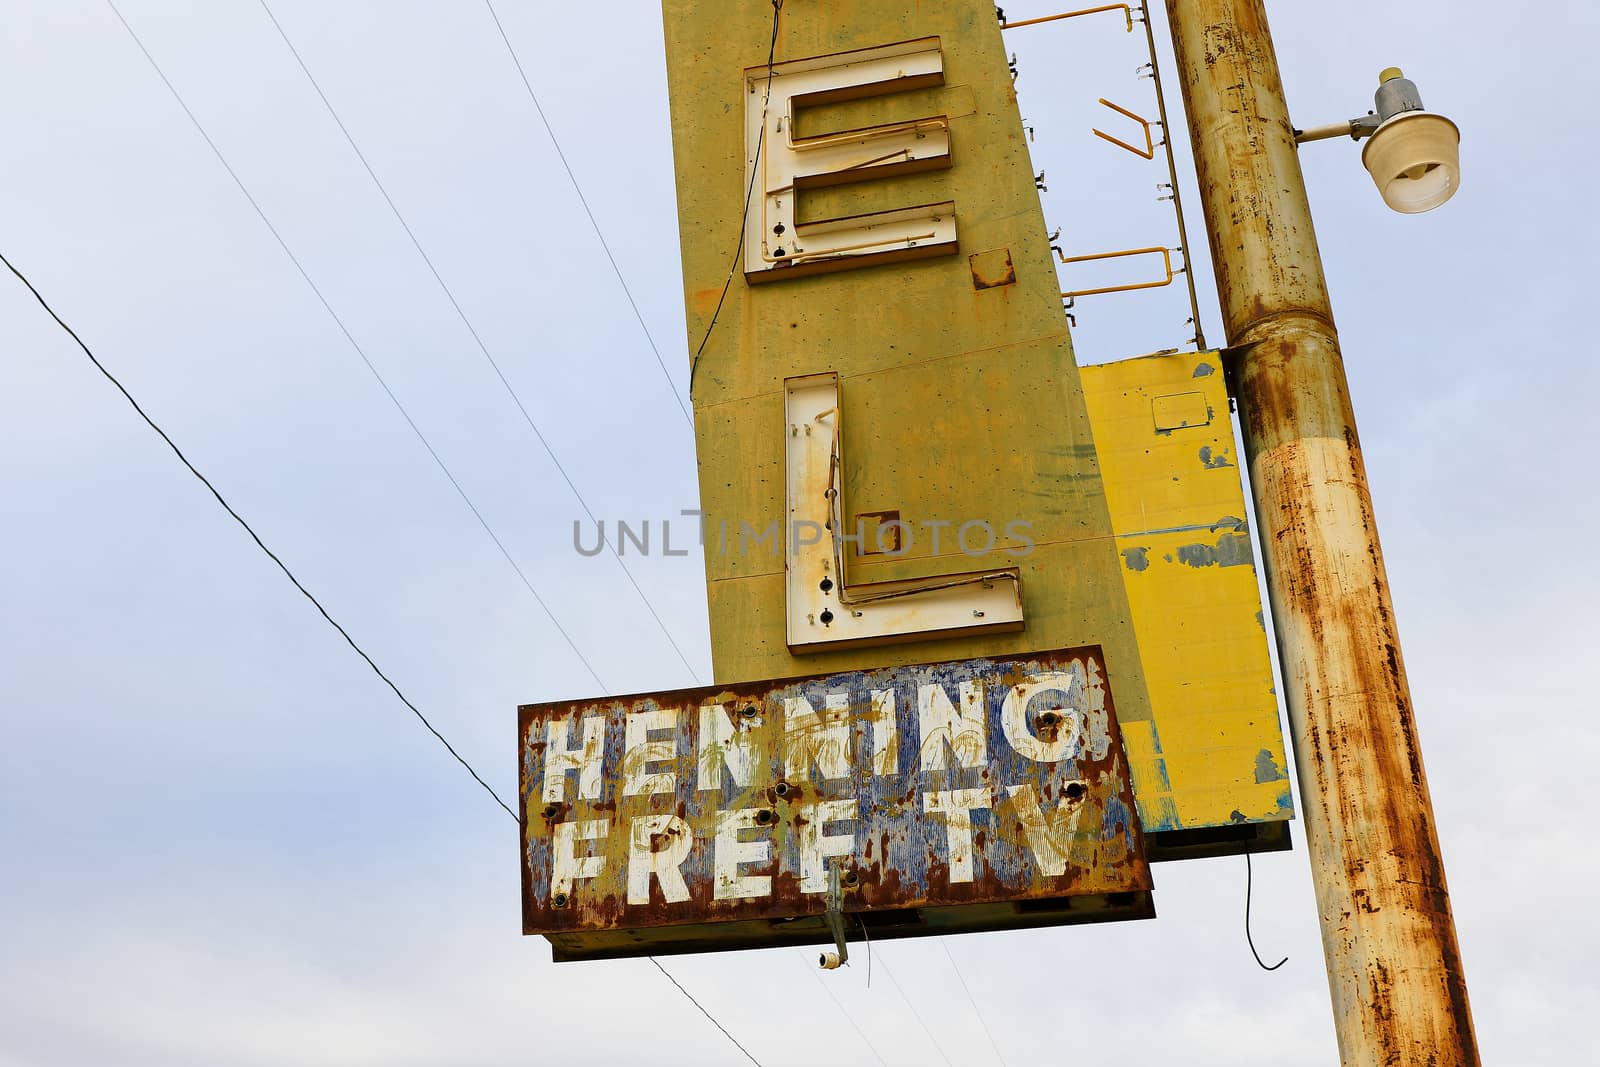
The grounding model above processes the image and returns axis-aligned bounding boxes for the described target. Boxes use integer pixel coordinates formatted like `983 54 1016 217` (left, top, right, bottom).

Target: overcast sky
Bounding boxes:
2 1 1595 1064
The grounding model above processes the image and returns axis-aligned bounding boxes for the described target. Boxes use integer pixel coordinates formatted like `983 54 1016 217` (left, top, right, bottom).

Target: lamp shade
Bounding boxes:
1361 111 1461 213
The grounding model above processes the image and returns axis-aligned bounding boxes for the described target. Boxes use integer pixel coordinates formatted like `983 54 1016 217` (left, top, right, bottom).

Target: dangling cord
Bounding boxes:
856 914 873 989
1245 852 1288 971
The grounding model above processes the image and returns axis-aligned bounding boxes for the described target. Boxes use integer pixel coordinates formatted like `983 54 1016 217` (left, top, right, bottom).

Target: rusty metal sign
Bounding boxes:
520 647 1151 961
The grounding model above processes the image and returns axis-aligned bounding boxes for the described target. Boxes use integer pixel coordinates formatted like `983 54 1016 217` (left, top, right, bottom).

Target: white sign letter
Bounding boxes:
870 687 899 777
714 807 773 901
699 703 760 791
542 714 605 802
628 814 693 905
551 818 609 898
744 38 957 283
924 788 990 883
623 707 678 797
1001 669 1085 764
918 681 987 771
784 693 853 782
1006 783 1088 877
799 799 858 893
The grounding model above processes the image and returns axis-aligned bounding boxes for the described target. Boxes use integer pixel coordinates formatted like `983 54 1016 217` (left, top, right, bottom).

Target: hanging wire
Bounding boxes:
1246 852 1289 971
649 959 765 1066
1 248 518 822
689 0 784 389
875 950 957 1067
251 0 703 686
940 939 1011 1066
101 0 609 692
480 0 693 429
5 245 771 1067
797 953 890 1067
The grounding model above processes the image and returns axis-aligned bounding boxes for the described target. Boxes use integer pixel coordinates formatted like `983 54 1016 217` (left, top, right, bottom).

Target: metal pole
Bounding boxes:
1161 2 1480 1064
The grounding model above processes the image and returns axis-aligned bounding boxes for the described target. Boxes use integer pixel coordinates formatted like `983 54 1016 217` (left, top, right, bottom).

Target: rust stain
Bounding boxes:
519 646 1151 960
968 247 1017 289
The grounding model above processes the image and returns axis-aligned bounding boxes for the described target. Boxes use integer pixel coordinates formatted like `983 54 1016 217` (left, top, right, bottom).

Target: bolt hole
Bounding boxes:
1038 711 1062 727
740 704 759 718
552 891 570 908
842 870 859 887
773 223 786 235
755 809 775 826
773 781 792 798
540 803 560 820
819 609 834 625
819 577 834 593
1064 782 1087 801
773 247 787 258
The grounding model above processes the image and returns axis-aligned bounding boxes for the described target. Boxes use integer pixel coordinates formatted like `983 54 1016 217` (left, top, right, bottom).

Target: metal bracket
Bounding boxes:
1001 3 1135 32
819 859 849 970
1092 98 1156 160
1294 113 1382 144
1057 245 1180 299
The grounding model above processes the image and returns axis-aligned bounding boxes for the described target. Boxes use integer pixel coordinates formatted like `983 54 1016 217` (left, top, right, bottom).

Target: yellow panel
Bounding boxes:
1081 351 1293 833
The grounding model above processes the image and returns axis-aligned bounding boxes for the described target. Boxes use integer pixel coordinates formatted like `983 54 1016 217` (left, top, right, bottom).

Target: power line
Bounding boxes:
940 939 1011 1066
5 245 766 1067
480 0 693 430
690 0 784 389
252 0 702 686
1 248 518 822
101 7 764 1060
102 0 608 692
875 949 957 1067
649 959 764 1067
796 953 890 1067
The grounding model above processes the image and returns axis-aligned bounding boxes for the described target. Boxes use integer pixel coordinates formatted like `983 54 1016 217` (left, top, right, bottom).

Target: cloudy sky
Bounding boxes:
2 1 1594 1064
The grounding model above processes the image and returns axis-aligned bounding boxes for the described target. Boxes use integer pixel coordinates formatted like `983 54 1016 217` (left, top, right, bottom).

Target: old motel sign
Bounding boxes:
521 0 1292 958
522 648 1149 960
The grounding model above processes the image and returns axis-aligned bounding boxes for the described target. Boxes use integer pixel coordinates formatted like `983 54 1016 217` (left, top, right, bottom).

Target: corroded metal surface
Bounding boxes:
1081 350 1290 838
521 647 1151 960
1166 1 1478 1062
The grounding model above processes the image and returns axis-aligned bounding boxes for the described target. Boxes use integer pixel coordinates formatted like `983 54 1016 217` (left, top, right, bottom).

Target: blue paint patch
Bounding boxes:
1254 748 1287 783
1174 533 1254 569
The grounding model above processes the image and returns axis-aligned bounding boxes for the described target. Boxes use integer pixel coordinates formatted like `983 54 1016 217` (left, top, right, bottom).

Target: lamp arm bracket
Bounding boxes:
1294 113 1382 145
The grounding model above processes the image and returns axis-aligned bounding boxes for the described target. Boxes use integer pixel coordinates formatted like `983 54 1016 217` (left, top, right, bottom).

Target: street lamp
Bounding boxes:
1295 68 1462 213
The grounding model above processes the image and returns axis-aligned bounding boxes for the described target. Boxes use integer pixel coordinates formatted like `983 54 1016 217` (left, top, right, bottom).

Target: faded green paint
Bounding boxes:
663 0 1154 732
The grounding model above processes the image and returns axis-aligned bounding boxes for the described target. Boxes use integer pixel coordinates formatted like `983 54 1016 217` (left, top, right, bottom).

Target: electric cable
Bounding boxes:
688 0 783 390
103 0 608 693
6 246 766 1067
1 248 518 822
480 0 692 430
650 958 765 1067
70 10 784 1061
939 939 1011 1066
253 0 702 685
1246 852 1289 971
875 949 957 1067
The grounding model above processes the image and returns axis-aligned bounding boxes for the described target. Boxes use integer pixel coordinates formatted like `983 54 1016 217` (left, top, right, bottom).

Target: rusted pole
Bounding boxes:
1162 2 1479 1063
